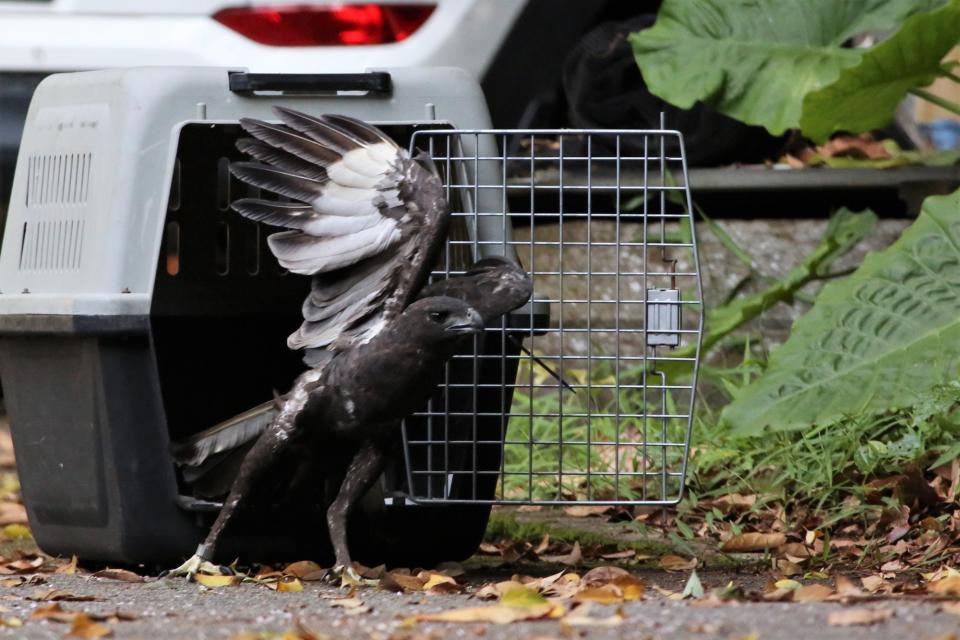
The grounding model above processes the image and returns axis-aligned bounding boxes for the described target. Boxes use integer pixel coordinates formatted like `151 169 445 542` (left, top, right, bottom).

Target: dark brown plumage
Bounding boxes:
168 110 532 581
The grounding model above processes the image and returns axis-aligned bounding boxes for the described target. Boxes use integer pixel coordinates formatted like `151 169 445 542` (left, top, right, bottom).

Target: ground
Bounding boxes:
0 509 957 640
0 570 956 640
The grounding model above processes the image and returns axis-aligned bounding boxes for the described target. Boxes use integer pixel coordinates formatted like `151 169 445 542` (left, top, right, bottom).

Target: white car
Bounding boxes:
0 0 618 210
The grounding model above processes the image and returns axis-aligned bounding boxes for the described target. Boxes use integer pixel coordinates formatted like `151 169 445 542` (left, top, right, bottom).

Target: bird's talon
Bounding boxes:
327 564 376 588
165 554 232 579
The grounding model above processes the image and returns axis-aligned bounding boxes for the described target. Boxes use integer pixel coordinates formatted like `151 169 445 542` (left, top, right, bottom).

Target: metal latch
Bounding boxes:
646 288 681 347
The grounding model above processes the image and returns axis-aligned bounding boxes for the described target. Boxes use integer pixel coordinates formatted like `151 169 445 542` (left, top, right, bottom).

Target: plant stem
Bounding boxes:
910 88 960 118
946 71 960 85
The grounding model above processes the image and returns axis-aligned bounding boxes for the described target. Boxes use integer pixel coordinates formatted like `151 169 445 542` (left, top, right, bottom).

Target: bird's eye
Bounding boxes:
429 310 449 323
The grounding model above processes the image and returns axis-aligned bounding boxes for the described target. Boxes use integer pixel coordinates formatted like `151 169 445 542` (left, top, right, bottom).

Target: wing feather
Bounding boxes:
230 107 448 356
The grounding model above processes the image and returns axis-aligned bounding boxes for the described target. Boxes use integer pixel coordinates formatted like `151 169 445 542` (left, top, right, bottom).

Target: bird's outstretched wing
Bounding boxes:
230 108 449 356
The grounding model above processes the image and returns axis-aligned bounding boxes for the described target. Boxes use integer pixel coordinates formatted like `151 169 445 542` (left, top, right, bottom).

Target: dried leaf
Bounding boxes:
828 608 893 626
478 543 500 555
29 603 77 623
500 585 548 608
658 555 697 571
67 613 112 638
777 560 802 577
563 506 609 518
422 573 459 592
2 524 30 540
720 532 786 552
572 587 624 605
561 603 624 627
6 556 43 573
835 576 864 598
28 589 96 602
0 504 27 526
282 561 325 581
930 577 960 597
533 535 551 555
599 549 636 561
409 604 562 625
90 569 143 583
193 573 241 588
275 576 303 593
793 584 833 603
861 575 887 592
541 542 582 566
56 556 79 575
681 570 705 599
379 572 425 593
582 566 632 586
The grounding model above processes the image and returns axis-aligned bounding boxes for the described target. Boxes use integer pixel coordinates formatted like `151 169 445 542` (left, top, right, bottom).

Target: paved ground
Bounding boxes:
0 568 957 640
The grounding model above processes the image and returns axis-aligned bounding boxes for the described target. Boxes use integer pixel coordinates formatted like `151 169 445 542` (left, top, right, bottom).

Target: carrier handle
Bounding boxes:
228 71 392 95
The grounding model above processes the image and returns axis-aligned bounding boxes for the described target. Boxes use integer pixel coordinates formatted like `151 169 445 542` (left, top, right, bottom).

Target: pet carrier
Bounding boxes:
0 66 702 567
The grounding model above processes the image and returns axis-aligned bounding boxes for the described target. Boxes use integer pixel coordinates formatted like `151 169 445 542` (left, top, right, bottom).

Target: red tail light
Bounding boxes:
213 4 436 46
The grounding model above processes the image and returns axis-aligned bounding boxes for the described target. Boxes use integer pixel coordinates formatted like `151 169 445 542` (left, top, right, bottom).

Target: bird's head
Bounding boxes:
398 296 484 344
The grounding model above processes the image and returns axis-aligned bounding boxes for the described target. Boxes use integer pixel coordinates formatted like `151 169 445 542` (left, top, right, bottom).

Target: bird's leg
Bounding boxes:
168 375 315 578
326 436 389 587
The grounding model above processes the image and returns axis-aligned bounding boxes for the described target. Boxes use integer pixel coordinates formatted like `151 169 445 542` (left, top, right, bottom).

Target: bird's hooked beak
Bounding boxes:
446 307 484 335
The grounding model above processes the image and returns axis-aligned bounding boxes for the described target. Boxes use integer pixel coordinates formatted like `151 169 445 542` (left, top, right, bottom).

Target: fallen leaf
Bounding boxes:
282 561 325 581
774 579 801 590
541 542 582 566
658 555 697 571
563 506 609 518
90 569 143 583
720 532 786 552
1 524 29 540
67 613 112 638
379 572 425 593
572 587 624 605
275 576 303 593
599 549 636 561
193 573 241 588
681 570 704 599
828 608 893 626
861 575 886 593
6 557 43 573
478 543 500 555
940 602 960 616
533 535 551 555
410 604 562 625
835 576 863 598
29 603 77 623
0 616 21 627
794 584 833 603
422 573 458 592
0 504 27 526
930 577 960 597
27 588 96 602
777 560 802 577
561 603 624 627
56 556 79 575
500 585 548 608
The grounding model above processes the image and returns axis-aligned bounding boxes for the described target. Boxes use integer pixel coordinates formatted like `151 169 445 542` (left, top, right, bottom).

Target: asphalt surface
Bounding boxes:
0 570 957 640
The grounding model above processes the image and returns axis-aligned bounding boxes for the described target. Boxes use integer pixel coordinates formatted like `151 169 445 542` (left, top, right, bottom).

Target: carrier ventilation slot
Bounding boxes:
18 219 85 272
25 153 92 207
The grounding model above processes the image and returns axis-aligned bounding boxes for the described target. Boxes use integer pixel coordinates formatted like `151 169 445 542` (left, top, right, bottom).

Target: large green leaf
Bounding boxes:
629 0 947 135
801 0 960 143
722 188 960 435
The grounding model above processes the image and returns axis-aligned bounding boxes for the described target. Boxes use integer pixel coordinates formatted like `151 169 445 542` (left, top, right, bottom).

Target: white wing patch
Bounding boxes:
229 109 439 357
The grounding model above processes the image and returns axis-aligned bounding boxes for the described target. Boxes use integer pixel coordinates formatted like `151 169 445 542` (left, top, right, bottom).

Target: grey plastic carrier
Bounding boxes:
0 66 702 567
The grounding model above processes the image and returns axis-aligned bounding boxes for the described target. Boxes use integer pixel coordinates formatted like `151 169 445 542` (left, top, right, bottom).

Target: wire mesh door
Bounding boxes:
399 127 703 505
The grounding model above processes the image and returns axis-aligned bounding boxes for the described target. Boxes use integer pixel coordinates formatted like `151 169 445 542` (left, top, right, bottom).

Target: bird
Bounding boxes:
167 108 532 583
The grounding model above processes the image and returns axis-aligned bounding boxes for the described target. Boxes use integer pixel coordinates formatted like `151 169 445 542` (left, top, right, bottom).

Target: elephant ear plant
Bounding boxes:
630 0 960 140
